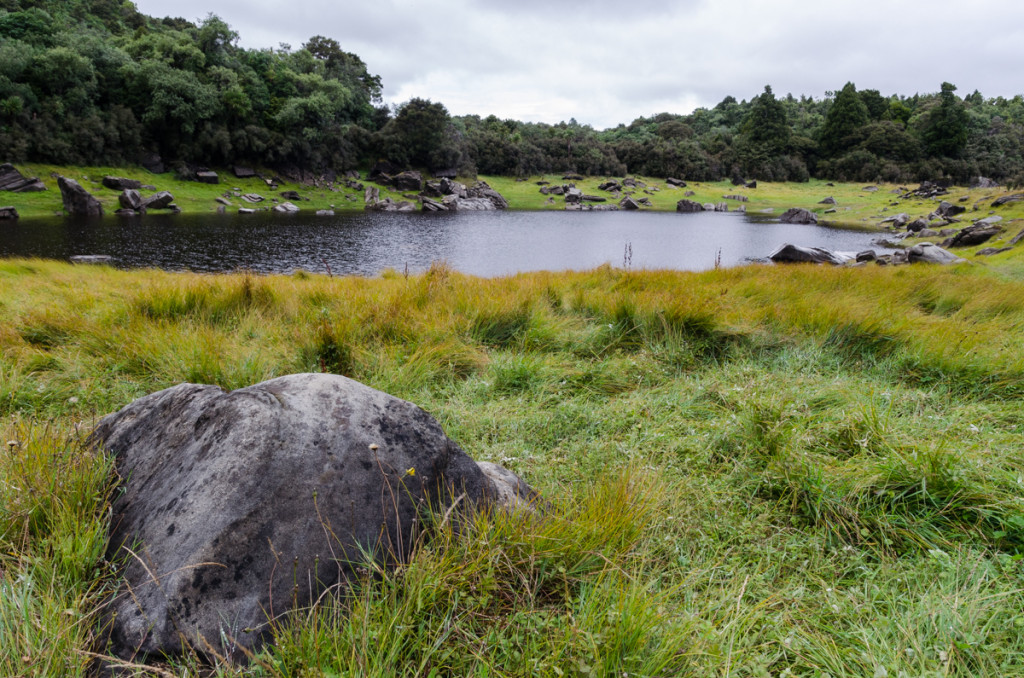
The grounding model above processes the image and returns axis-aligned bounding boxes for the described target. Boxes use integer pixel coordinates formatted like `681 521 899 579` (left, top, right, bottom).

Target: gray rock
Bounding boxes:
906 218 929 233
421 197 448 212
238 208 256 214
91 373 536 661
103 176 142 191
241 193 264 204
57 176 104 217
564 187 584 204
140 153 164 174
142 191 174 210
971 176 999 189
676 199 704 213
936 200 965 217
0 163 46 192
992 194 1024 207
907 242 966 264
391 171 423 192
769 244 850 265
215 197 232 206
0 205 18 219
466 182 509 209
945 224 1002 248
364 186 380 205
665 177 687 187
119 189 143 211
976 247 1012 256
273 201 300 213
974 215 1003 227
195 171 219 185
315 209 336 216
582 195 606 203
70 255 113 264
280 190 301 200
723 194 749 202
439 178 467 198
619 196 640 210
443 196 496 211
233 166 256 179
779 208 817 224
818 196 837 205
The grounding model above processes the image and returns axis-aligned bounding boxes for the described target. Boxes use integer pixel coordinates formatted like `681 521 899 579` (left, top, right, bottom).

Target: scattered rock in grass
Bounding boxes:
907 242 965 264
142 191 174 210
976 247 1012 256
119 189 143 210
280 190 301 200
818 196 837 205
779 207 817 224
57 176 104 217
241 193 264 203
992 193 1024 207
0 163 46 192
233 166 256 179
724 194 749 202
195 171 219 185
676 199 704 213
971 176 999 189
0 205 19 219
91 373 536 662
316 209 335 216
943 223 1002 248
619 196 640 210
666 177 687 187
273 201 300 213
102 176 142 191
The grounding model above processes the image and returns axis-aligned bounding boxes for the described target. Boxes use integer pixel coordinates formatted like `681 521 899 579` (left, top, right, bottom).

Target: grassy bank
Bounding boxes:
5 162 1024 231
4 257 1024 675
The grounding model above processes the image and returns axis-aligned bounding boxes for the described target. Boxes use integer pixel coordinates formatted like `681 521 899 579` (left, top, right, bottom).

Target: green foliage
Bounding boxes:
920 81 970 158
819 82 870 158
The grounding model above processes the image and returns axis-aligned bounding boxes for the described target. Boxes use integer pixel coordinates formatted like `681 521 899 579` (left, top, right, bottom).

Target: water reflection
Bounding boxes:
0 210 890 276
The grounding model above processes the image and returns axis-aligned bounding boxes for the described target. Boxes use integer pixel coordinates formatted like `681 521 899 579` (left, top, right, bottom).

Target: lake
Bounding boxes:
0 210 890 276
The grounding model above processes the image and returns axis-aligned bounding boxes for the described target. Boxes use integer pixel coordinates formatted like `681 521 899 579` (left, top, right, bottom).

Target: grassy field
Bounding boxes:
3 247 1024 675
5 162 1024 234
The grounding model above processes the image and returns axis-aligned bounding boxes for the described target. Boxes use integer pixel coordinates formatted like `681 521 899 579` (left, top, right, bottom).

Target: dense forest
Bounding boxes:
3 0 1024 184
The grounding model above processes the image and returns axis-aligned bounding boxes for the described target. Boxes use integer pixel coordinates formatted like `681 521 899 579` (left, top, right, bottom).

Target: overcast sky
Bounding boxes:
132 0 1024 130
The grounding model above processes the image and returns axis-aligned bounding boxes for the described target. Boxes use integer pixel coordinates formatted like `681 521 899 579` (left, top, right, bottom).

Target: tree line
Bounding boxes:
2 0 1024 185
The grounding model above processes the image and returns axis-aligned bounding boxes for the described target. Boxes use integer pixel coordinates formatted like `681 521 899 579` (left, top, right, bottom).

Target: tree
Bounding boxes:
819 82 869 158
920 82 968 157
740 85 790 155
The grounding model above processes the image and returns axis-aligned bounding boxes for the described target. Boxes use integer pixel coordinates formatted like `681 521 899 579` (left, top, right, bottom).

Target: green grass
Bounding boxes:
4 258 1024 674
5 162 1024 233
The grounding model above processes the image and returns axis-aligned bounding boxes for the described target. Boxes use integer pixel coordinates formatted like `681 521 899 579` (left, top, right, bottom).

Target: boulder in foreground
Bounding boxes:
91 373 536 662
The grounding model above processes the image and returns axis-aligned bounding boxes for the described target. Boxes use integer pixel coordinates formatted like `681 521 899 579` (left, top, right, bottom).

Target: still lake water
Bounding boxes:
0 210 889 276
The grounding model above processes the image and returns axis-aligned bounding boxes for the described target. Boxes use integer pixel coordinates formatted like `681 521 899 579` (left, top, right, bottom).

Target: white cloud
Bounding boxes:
131 0 1024 129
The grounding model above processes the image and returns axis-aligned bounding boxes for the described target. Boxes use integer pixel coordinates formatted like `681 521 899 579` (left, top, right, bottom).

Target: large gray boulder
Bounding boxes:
57 176 104 216
779 207 818 224
907 242 966 264
0 163 47 192
769 243 851 265
676 199 704 213
142 191 175 210
92 373 535 662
